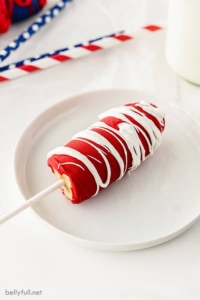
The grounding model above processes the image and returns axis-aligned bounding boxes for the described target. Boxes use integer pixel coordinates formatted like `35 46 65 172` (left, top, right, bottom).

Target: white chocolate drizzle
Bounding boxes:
58 162 85 171
47 101 165 197
87 155 102 163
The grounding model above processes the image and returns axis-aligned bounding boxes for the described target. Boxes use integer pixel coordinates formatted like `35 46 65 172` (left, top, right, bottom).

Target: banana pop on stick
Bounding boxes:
0 100 165 225
47 101 165 204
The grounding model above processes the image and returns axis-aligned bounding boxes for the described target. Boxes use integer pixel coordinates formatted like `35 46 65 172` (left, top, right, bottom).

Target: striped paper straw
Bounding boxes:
0 0 72 63
0 31 124 73
0 25 164 83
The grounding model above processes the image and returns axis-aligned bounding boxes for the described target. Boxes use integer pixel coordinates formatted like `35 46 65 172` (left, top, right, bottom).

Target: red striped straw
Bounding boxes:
0 24 164 83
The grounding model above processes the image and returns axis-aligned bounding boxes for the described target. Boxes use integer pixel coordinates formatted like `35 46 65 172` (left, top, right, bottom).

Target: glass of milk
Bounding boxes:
166 0 200 85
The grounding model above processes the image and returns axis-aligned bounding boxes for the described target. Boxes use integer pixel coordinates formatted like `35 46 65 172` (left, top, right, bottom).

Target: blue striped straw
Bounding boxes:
0 0 72 64
0 31 124 72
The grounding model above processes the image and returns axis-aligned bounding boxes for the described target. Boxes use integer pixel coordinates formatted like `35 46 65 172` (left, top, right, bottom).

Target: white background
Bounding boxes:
1 0 200 299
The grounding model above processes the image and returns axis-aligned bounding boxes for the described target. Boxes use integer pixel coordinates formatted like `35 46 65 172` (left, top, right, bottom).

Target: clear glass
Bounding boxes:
166 0 200 85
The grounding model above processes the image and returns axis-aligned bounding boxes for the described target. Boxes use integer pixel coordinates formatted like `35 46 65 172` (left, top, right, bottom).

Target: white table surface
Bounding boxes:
1 1 200 299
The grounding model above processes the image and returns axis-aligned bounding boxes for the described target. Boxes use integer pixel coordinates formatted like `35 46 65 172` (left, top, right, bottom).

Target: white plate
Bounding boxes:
14 89 200 251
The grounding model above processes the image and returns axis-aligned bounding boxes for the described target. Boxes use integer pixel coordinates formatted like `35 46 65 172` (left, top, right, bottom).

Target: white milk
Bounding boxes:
166 0 200 85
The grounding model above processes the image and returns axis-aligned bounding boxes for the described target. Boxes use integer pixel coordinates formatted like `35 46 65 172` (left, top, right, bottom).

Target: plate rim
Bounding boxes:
13 88 200 251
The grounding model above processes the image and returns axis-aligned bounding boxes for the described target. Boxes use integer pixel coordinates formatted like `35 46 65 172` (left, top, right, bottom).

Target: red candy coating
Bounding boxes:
48 102 165 204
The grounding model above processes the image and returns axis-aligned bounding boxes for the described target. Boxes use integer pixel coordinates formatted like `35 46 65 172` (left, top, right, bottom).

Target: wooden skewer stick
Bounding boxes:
0 179 64 225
